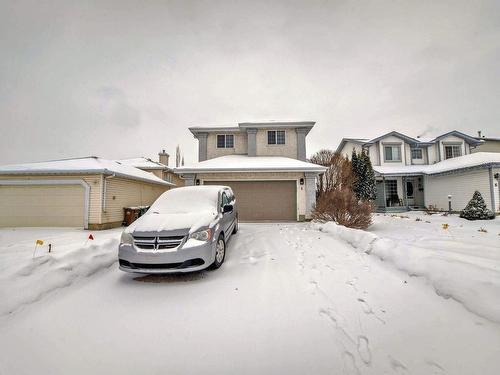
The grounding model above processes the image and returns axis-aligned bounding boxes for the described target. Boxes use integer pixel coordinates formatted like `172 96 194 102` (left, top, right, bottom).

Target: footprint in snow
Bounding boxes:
388 356 408 372
342 351 361 375
357 336 371 365
426 360 445 372
357 298 386 324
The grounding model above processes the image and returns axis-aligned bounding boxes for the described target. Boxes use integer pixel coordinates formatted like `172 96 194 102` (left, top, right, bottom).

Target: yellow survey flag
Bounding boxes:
36 239 44 246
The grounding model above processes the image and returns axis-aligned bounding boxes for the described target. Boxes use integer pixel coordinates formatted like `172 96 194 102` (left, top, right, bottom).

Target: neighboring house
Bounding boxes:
337 131 499 214
118 149 184 187
175 121 327 221
472 131 500 153
0 157 174 229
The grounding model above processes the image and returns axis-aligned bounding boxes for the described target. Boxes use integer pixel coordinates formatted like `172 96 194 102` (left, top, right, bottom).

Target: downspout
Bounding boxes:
489 167 496 216
102 173 116 213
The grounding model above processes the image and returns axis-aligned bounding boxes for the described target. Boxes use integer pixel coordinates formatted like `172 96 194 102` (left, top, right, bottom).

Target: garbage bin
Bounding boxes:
123 207 141 226
138 205 150 217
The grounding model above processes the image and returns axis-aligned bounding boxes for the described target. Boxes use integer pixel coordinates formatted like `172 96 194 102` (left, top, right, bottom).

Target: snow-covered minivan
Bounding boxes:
118 185 238 273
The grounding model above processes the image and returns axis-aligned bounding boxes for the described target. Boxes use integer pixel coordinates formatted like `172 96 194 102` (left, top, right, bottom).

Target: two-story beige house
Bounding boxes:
175 121 326 221
337 131 500 214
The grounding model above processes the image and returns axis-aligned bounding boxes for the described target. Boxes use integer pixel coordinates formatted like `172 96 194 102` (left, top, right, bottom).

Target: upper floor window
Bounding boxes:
384 145 401 162
444 144 462 159
217 134 234 148
411 148 423 160
268 130 286 145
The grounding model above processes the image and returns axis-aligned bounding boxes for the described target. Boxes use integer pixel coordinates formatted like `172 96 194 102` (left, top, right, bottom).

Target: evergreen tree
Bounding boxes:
361 152 377 201
351 150 377 201
460 191 494 220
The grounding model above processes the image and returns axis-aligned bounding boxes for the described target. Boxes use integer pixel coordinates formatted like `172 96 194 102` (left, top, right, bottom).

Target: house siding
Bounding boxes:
0 174 170 228
101 177 169 225
425 169 497 212
255 129 297 158
340 141 363 159
206 132 247 160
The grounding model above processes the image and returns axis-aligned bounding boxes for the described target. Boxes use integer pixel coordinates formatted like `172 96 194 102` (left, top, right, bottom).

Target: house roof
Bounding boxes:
189 120 316 136
117 157 171 171
174 155 327 174
338 130 483 153
0 156 174 186
335 138 370 153
367 131 425 145
374 152 500 176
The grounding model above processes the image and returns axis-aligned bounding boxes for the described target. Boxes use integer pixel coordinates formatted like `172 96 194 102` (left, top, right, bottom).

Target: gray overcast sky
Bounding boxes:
1 0 499 165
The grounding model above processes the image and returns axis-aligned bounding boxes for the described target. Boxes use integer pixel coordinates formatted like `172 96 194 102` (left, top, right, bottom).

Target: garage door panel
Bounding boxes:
0 185 85 227
205 180 296 221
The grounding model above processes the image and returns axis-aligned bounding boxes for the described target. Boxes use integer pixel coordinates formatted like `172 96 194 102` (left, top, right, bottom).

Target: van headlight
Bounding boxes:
120 232 134 245
189 228 213 242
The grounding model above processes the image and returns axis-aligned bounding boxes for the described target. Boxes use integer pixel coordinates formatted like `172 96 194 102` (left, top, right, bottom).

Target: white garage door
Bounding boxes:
0 184 85 227
204 180 297 221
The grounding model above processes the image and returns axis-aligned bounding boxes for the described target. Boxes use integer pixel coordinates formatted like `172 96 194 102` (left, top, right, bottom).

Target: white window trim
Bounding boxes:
383 143 402 162
443 143 462 159
216 134 235 149
411 148 423 160
267 130 286 146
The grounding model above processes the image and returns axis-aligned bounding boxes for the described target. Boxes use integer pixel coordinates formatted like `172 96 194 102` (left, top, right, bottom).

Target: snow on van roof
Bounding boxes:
374 152 500 176
148 186 224 214
175 155 327 173
0 156 174 186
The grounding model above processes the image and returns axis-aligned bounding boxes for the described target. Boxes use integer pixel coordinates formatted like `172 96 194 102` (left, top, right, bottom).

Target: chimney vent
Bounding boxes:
158 149 170 166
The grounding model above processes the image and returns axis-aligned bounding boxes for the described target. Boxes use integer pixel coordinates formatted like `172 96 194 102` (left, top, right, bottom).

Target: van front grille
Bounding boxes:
133 235 184 250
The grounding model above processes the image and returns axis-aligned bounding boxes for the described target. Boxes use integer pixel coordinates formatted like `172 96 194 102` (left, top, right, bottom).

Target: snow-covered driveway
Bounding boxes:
0 223 499 375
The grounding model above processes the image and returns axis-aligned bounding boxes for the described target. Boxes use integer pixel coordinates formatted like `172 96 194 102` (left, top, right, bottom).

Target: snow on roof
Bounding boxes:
189 120 316 135
374 152 500 176
0 156 174 186
117 157 170 170
175 155 327 173
340 131 482 149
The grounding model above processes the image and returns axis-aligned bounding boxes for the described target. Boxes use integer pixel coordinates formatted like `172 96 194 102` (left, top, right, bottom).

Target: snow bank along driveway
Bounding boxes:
0 223 499 375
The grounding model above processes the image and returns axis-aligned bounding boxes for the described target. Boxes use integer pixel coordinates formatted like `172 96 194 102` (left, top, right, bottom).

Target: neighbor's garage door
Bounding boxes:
205 180 297 221
0 185 85 227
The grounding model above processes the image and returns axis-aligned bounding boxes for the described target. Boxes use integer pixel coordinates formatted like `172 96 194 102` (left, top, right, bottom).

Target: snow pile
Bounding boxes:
316 218 500 323
0 228 121 315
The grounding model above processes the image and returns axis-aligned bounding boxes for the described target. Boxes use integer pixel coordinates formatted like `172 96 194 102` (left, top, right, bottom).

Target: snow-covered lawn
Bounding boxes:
0 221 499 374
368 212 500 323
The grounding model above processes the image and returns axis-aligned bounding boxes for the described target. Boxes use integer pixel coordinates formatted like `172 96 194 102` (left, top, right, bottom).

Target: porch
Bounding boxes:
375 175 425 212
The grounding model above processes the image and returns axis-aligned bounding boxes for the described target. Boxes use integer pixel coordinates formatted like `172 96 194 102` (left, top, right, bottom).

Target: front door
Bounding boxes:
406 179 415 206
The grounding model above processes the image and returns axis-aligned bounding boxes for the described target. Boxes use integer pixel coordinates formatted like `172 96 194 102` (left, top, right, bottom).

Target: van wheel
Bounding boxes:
211 235 226 269
232 216 239 234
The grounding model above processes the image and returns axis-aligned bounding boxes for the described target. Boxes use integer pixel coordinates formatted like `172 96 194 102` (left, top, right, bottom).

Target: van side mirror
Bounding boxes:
223 204 233 214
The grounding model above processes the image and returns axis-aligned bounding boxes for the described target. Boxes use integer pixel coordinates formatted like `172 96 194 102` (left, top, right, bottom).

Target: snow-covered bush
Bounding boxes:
459 191 494 220
312 188 373 229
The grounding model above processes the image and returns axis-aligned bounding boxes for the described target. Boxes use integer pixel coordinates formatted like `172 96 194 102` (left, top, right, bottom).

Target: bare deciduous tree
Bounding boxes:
310 150 355 196
310 149 373 229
